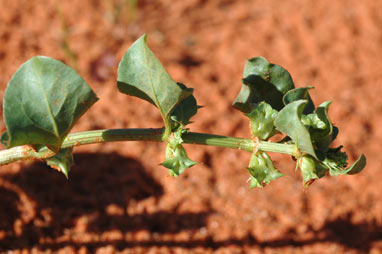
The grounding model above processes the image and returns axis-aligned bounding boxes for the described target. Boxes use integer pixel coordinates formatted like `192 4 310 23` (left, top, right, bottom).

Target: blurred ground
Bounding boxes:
0 0 381 253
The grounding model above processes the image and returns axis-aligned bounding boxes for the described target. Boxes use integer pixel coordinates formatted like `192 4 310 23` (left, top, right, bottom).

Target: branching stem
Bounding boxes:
0 128 298 165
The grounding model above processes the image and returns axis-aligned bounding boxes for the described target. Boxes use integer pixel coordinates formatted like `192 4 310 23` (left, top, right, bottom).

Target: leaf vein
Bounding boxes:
31 59 60 142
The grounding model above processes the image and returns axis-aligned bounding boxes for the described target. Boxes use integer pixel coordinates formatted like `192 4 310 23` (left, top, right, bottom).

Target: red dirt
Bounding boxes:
0 0 381 253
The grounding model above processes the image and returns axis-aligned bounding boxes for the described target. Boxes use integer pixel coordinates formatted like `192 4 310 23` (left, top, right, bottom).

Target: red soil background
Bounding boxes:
0 0 381 253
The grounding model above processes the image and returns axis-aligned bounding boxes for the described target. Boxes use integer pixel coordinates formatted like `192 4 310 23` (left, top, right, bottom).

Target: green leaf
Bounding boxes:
248 151 283 188
283 87 315 114
301 114 326 129
45 147 74 179
309 101 334 153
170 83 198 128
324 146 366 176
3 56 98 152
117 35 192 127
301 114 326 159
274 100 317 159
331 126 339 142
247 102 278 140
346 154 367 175
233 57 295 113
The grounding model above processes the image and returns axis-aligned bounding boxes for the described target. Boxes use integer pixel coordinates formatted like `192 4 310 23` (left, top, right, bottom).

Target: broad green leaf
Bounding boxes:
45 147 74 179
3 56 98 151
247 102 278 140
274 100 317 159
117 35 192 125
283 87 315 114
248 151 283 188
233 57 295 113
170 83 198 128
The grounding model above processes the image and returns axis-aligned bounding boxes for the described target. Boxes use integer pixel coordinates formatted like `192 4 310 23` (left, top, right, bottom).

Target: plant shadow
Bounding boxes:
0 153 380 253
0 152 211 251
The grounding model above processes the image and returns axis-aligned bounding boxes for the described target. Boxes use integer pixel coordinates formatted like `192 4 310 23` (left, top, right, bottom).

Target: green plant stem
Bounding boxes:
257 141 299 156
0 128 298 165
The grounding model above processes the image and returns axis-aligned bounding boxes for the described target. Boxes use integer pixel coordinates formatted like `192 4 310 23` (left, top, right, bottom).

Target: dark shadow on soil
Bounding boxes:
0 152 211 251
0 188 20 234
0 153 380 253
30 217 382 253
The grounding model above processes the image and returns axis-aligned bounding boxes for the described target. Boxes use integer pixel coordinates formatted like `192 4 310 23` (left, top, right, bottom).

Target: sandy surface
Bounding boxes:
0 0 381 253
